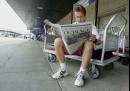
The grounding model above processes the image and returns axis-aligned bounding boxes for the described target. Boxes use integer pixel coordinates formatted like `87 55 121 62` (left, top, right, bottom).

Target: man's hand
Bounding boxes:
89 34 96 42
89 34 102 45
47 28 61 37
53 30 61 37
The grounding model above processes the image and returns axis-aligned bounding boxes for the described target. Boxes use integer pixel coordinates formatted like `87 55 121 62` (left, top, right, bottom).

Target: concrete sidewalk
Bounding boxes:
0 37 129 91
46 59 129 91
39 42 129 91
0 38 61 91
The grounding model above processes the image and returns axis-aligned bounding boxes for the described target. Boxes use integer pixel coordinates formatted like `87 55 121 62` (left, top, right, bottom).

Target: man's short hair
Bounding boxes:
73 5 86 16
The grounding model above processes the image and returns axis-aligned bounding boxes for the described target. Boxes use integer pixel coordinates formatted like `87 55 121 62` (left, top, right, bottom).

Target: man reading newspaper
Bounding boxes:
51 5 101 87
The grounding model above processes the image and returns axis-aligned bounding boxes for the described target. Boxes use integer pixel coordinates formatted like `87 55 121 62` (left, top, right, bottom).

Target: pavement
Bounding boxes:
0 37 129 91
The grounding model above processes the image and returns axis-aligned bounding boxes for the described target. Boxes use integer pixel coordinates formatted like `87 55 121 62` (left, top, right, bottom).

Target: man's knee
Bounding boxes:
54 38 63 48
84 40 94 52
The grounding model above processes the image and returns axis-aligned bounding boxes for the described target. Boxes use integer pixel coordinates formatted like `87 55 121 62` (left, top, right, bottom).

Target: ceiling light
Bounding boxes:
36 6 43 10
36 17 41 19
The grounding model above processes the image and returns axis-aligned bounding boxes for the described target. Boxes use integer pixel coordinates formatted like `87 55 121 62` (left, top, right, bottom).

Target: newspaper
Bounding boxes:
60 22 92 54
44 19 92 54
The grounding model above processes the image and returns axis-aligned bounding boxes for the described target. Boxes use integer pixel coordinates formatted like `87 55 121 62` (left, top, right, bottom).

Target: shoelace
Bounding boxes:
77 71 84 79
56 69 66 76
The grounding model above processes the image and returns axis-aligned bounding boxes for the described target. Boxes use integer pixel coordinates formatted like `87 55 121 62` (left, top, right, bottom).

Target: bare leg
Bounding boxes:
81 40 94 69
52 38 68 79
54 38 65 63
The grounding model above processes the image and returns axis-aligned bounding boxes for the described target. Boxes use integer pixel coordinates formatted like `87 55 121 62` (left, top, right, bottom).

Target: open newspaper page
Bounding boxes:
60 22 92 54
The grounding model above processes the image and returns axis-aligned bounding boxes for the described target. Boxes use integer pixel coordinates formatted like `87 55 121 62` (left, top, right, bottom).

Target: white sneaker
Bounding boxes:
74 71 86 87
52 69 68 79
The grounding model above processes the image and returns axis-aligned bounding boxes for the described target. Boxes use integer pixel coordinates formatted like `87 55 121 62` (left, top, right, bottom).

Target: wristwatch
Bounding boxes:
94 39 98 43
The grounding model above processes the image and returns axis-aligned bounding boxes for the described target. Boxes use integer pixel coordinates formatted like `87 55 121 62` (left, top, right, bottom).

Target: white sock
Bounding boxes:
79 67 86 73
60 62 66 71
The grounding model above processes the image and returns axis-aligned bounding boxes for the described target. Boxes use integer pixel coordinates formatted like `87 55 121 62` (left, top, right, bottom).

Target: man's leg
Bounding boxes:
75 40 94 86
54 38 65 63
81 40 94 69
52 38 68 79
